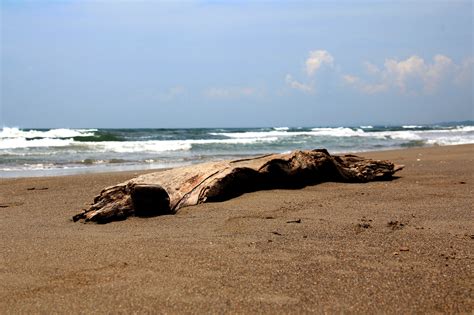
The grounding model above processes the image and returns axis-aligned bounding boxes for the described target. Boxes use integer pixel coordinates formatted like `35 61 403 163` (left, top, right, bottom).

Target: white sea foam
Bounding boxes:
0 163 59 172
83 141 192 153
454 125 474 132
426 137 474 145
23 163 57 170
273 127 290 131
0 127 96 139
373 131 422 141
210 126 474 143
102 137 278 153
386 127 474 144
310 127 366 137
0 160 194 178
210 128 365 139
0 137 75 149
0 136 280 152
72 137 280 153
402 125 424 129
210 131 293 138
188 137 279 145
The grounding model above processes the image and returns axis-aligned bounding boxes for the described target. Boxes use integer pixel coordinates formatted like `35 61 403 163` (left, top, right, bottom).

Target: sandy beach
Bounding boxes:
0 144 472 313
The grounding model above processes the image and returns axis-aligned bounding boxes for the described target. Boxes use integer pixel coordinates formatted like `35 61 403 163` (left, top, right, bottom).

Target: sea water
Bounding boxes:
1 123 473 178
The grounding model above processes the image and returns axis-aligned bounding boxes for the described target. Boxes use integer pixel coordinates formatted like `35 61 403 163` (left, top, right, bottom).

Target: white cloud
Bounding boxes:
455 57 474 86
383 54 455 93
342 74 359 84
422 54 454 92
342 75 388 94
285 74 314 93
344 54 468 95
287 50 471 96
285 49 333 93
204 86 259 99
364 62 380 75
158 86 186 101
305 50 334 76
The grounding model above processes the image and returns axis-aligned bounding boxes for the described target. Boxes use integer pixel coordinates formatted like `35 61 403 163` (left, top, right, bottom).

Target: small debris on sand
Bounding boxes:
387 220 406 230
356 217 373 230
27 187 49 191
358 222 371 229
286 219 301 224
0 202 24 208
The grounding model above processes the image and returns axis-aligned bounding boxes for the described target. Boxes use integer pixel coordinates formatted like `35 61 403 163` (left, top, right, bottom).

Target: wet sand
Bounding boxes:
1 144 473 313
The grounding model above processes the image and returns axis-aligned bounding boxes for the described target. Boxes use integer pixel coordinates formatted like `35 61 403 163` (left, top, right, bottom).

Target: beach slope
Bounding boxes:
1 145 473 313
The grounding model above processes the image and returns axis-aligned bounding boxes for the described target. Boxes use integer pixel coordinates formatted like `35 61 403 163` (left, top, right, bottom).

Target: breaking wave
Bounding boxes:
0 127 97 139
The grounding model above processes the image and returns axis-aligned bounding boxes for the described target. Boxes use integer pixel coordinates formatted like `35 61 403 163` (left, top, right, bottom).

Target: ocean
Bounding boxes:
1 123 473 178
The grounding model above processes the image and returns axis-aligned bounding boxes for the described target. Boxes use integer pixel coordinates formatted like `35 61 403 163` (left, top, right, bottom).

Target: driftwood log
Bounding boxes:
73 149 403 223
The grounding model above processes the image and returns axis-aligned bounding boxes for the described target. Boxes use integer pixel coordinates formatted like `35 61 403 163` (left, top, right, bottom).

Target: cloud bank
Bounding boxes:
343 54 472 95
287 50 472 95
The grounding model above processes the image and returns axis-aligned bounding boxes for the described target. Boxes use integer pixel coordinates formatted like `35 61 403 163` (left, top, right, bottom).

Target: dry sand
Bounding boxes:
1 144 473 313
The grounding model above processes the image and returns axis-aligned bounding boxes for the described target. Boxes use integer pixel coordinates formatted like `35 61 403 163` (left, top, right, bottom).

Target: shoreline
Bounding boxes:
1 144 473 313
2 143 473 180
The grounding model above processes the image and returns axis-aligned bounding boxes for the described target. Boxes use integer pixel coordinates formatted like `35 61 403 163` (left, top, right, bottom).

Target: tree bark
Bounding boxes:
73 149 403 223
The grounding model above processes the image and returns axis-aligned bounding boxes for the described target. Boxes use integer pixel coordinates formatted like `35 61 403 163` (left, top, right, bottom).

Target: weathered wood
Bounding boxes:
73 149 403 223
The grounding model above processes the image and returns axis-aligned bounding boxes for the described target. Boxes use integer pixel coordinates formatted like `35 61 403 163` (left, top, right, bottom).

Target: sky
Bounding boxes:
1 0 473 128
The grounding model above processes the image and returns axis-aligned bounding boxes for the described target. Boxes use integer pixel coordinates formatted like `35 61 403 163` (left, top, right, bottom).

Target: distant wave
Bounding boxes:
0 127 97 139
0 135 280 151
310 127 366 137
210 127 367 139
402 125 424 129
0 137 75 149
89 137 280 153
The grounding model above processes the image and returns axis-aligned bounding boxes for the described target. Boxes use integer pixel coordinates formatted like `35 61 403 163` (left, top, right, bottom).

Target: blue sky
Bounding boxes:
1 0 472 128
